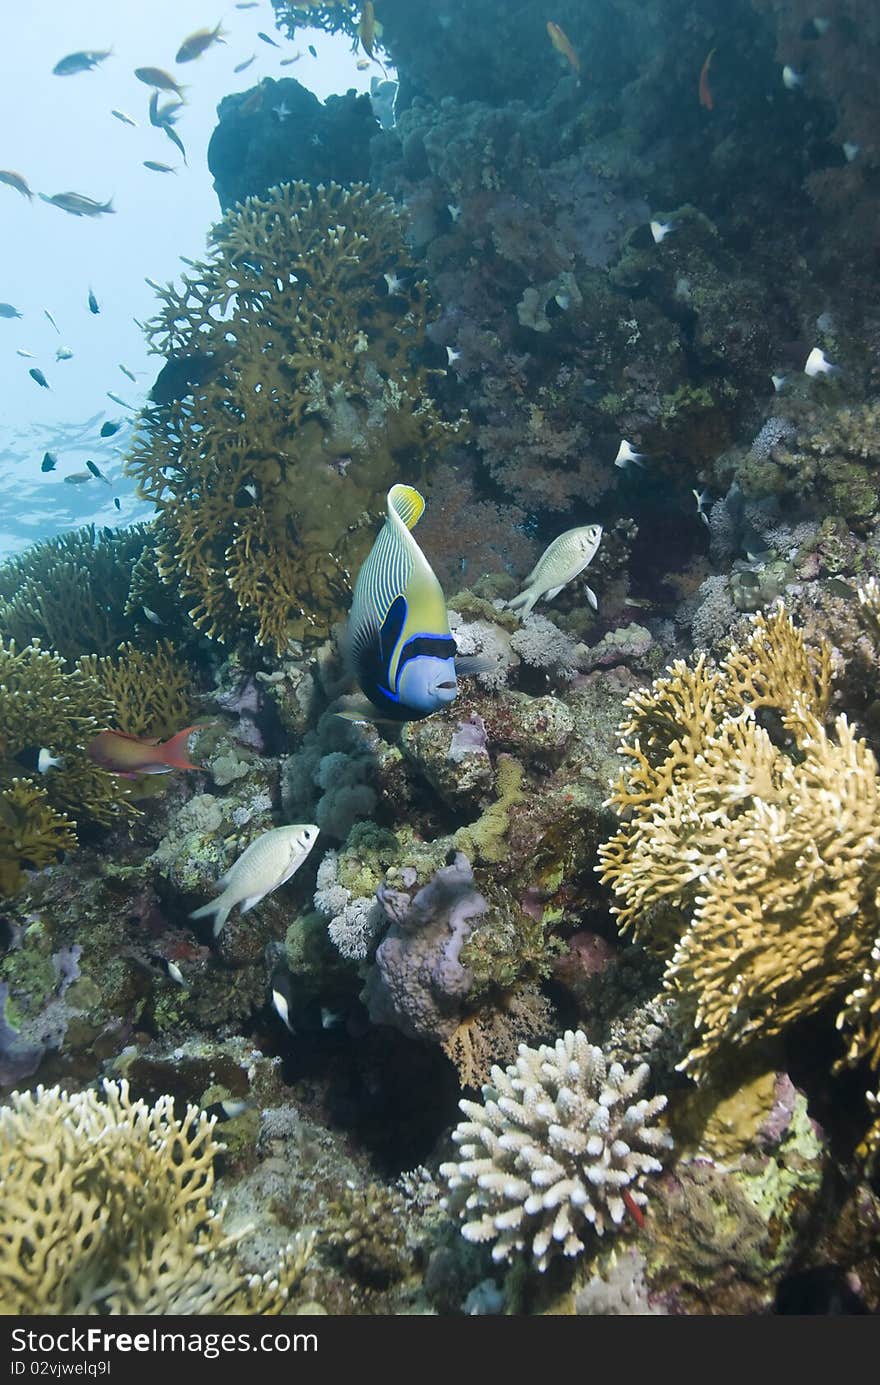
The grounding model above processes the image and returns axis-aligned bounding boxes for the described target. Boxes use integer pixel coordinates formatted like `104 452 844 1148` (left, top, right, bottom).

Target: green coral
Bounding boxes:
126 180 464 653
737 401 880 525
0 525 153 662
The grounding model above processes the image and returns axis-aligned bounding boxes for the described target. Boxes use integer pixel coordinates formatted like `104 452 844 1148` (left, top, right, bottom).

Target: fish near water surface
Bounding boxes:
0 169 33 199
53 49 112 76
507 524 603 619
40 191 115 217
175 23 226 63
87 725 202 777
346 483 460 722
190 824 320 936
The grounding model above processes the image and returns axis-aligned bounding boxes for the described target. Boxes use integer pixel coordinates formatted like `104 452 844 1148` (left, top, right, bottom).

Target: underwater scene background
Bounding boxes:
1 0 879 1317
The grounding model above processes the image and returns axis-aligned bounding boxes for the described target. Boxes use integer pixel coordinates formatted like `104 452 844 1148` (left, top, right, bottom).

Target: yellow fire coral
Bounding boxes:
0 639 137 899
0 1079 314 1314
77 640 194 740
0 525 152 662
597 607 880 1147
127 180 464 653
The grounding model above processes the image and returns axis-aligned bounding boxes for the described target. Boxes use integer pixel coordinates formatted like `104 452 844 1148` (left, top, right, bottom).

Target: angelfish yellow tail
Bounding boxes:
388 483 425 531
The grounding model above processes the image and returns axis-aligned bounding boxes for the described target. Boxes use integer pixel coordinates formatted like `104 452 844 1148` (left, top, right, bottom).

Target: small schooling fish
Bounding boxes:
782 64 803 89
234 55 256 73
346 484 460 722
804 346 838 377
55 346 74 362
143 160 177 173
53 49 112 76
111 108 138 127
546 20 580 75
699 47 715 110
506 523 603 618
175 22 226 63
87 725 202 777
107 390 135 409
100 419 123 437
692 487 711 527
29 367 50 389
257 31 280 47
118 364 137 383
40 191 114 216
0 169 33 199
64 472 92 484
650 218 675 243
190 824 320 936
134 67 188 97
41 452 58 472
86 459 111 485
0 303 22 319
88 287 100 314
16 349 36 358
43 309 60 333
614 439 646 468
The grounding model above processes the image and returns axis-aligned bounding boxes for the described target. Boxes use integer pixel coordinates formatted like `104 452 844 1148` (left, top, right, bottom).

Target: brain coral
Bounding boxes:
126 180 463 653
440 1029 672 1272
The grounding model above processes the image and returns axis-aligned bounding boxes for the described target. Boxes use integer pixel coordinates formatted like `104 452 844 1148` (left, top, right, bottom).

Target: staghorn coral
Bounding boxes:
77 640 194 740
440 1029 672 1272
127 181 463 653
0 525 153 663
0 640 136 897
597 606 880 1139
0 1078 314 1314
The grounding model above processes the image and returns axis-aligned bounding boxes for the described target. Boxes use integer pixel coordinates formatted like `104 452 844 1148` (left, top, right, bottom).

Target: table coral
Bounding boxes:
127 180 463 653
0 1078 313 1313
597 604 880 1154
440 1028 672 1272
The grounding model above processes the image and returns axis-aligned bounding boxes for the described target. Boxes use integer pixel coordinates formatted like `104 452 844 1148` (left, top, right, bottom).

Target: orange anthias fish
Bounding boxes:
87 725 202 777
699 47 716 111
547 21 580 76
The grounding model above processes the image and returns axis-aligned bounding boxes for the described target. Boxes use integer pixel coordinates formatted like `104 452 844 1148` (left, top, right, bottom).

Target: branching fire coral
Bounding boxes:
0 525 152 662
0 1079 314 1313
0 639 136 898
597 606 880 1144
127 181 463 652
77 641 194 740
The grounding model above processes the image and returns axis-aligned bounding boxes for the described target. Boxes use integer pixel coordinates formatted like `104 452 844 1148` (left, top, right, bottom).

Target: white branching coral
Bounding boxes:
0 1079 315 1314
439 1029 672 1272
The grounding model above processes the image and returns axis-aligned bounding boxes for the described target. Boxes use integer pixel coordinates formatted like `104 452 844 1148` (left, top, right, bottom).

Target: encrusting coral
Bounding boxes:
127 180 464 653
597 603 880 1157
0 1079 314 1314
440 1029 672 1272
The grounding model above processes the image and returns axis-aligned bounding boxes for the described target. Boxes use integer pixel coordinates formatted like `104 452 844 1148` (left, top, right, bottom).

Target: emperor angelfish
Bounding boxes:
347 484 458 721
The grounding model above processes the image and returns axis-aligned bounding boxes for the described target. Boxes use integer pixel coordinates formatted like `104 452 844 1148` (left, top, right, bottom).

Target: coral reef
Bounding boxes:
126 180 463 653
0 639 136 898
440 1029 672 1272
208 77 378 211
597 604 880 1150
0 1079 313 1313
77 640 195 740
0 525 154 662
